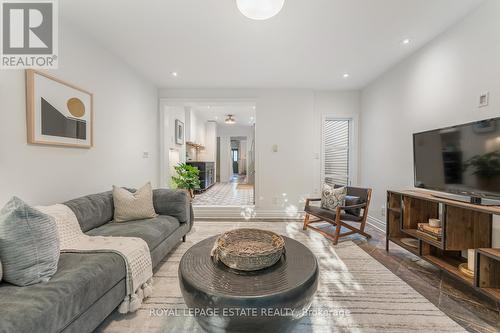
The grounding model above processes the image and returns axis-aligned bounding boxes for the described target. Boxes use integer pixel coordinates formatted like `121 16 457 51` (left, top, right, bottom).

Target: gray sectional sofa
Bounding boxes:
0 188 193 333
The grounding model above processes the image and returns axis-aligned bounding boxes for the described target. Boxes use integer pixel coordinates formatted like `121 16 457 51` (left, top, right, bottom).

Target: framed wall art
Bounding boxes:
26 69 93 148
175 119 184 145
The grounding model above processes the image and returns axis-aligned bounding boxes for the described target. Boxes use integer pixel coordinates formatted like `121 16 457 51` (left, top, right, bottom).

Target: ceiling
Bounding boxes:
61 0 483 90
190 103 256 127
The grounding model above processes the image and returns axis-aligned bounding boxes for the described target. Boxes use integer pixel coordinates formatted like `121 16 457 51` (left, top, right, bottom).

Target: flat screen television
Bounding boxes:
413 117 500 201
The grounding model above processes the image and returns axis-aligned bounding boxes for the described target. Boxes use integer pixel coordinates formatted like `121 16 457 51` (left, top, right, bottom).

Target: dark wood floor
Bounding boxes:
353 224 500 333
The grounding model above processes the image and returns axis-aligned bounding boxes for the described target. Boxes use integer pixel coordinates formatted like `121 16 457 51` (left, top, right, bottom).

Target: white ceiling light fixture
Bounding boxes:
225 114 236 124
343 73 350 78
236 0 285 20
402 38 411 45
171 71 178 77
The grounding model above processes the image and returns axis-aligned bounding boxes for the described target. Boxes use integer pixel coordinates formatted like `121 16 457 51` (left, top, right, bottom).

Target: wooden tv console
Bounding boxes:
386 189 500 302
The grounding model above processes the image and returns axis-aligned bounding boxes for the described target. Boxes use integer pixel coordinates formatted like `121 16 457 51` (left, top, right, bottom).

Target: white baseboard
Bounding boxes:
367 215 386 232
193 206 304 220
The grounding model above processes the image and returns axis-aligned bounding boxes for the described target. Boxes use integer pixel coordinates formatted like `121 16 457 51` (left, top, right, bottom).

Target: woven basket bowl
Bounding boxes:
211 228 285 271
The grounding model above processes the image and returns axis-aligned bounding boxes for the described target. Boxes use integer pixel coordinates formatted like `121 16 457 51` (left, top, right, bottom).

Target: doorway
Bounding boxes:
159 99 256 209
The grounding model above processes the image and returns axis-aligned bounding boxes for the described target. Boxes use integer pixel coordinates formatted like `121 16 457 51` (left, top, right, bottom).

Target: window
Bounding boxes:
323 119 351 186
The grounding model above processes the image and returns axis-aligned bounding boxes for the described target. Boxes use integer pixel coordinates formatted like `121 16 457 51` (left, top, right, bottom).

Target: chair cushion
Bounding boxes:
305 205 362 222
0 197 60 286
85 215 180 251
344 195 363 216
0 252 125 333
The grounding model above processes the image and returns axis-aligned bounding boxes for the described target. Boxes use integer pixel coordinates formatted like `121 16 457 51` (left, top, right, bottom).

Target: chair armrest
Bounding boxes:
305 198 321 207
153 189 191 224
338 203 367 210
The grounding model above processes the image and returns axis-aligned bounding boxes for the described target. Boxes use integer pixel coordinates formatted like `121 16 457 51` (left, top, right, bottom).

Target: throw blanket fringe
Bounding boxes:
36 204 154 314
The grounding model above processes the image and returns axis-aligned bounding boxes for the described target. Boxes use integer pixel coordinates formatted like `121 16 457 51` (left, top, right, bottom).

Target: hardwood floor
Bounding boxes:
352 224 500 333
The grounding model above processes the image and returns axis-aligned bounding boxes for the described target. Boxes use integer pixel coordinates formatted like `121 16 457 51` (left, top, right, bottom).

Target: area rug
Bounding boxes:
96 221 466 333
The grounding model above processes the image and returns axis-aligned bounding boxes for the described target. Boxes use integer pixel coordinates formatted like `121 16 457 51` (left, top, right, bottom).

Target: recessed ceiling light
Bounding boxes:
207 105 211 109
253 106 256 110
250 116 254 120
343 73 350 78
402 38 411 45
215 116 218 120
171 72 178 77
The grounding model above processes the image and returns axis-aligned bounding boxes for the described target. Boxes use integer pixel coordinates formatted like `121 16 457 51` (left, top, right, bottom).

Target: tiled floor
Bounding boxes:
192 181 254 206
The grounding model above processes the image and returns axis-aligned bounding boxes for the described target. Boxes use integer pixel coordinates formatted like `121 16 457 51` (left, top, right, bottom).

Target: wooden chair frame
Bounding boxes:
303 188 372 245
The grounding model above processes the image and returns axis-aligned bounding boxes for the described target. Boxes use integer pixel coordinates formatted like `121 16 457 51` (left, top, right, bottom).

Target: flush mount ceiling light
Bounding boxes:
171 71 178 77
225 114 236 124
343 73 350 78
236 0 285 20
402 38 411 45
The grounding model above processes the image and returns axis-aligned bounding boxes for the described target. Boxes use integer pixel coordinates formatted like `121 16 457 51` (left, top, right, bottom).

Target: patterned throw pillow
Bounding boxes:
113 182 158 222
0 197 60 286
321 184 347 211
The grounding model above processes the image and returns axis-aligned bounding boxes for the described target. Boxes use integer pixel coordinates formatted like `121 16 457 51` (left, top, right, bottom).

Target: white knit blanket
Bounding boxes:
37 204 153 314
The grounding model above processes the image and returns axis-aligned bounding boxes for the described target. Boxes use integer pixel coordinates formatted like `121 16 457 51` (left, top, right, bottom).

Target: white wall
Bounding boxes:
159 89 360 216
0 22 159 206
360 0 500 244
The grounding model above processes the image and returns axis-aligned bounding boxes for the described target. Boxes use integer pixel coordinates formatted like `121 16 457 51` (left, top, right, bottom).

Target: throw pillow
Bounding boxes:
321 184 347 211
0 197 60 286
113 182 158 222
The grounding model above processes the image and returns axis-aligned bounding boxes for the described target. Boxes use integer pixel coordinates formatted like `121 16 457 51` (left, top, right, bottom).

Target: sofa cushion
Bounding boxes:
64 192 114 232
0 197 60 286
0 252 125 333
85 215 181 251
113 183 157 222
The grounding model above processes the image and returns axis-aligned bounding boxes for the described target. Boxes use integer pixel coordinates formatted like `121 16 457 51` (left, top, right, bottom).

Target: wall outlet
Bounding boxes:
479 92 489 107
381 204 386 217
272 144 278 153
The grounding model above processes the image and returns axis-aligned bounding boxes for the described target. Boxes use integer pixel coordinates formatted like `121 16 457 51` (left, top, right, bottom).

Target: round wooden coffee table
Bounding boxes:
178 235 318 333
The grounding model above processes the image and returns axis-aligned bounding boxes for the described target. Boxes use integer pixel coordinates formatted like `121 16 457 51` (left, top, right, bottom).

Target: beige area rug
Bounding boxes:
96 221 466 333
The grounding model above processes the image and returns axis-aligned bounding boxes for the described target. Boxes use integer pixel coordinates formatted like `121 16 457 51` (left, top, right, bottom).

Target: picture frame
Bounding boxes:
175 119 184 145
26 69 94 148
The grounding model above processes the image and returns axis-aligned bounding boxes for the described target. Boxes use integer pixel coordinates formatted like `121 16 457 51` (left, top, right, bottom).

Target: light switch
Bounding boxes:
143 152 150 158
272 144 278 152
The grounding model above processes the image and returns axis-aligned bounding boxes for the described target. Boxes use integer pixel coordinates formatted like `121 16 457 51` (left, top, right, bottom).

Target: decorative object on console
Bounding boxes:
320 184 347 211
400 238 419 249
429 218 441 228
112 182 158 222
26 69 93 148
0 197 60 286
175 119 184 145
211 228 285 271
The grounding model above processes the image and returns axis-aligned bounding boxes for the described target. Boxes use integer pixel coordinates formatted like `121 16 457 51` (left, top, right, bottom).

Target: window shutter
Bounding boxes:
324 119 350 186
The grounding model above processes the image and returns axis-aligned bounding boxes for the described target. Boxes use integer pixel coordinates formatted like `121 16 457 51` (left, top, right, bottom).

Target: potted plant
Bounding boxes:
171 163 201 198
